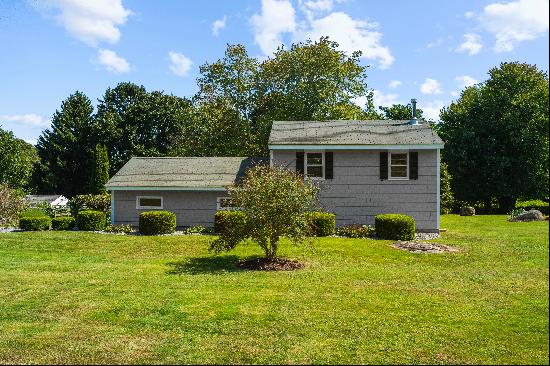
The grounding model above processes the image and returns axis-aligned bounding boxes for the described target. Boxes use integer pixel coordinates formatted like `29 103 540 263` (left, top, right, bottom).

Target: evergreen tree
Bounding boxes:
33 91 95 196
90 144 109 194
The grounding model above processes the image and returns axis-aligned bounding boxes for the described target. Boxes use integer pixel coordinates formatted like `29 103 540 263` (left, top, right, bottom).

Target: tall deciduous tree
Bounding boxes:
33 91 95 196
0 127 38 189
378 104 424 120
90 144 109 194
438 62 549 211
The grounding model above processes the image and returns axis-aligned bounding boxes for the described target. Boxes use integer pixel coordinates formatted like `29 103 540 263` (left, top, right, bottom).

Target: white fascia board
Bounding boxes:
106 186 227 191
268 144 445 150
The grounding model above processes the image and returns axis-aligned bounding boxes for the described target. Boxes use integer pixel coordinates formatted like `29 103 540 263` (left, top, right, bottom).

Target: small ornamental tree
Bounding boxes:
210 165 319 259
90 144 109 194
0 183 24 226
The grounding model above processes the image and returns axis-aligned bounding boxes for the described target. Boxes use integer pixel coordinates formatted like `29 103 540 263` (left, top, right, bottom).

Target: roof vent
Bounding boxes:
409 98 419 125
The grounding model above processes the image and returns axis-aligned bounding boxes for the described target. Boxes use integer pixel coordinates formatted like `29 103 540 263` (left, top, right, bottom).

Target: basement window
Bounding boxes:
136 196 163 209
389 152 409 180
305 152 325 179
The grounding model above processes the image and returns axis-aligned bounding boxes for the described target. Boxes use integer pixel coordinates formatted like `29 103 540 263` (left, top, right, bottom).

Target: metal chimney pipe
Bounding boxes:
410 99 419 125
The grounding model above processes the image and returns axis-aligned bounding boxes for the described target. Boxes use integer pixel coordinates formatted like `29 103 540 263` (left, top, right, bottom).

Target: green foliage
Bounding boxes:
76 210 106 231
104 224 133 234
184 225 211 235
0 183 25 226
375 214 416 240
33 91 95 195
508 208 525 220
440 161 455 214
69 194 111 217
438 62 549 211
515 199 549 215
20 207 48 218
303 211 336 237
139 211 176 235
210 165 319 258
0 127 38 189
211 210 248 252
335 224 375 238
378 103 424 120
19 216 51 231
51 216 75 230
90 144 109 194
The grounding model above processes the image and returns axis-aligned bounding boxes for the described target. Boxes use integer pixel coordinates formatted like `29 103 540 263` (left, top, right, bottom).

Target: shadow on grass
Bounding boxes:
166 255 244 275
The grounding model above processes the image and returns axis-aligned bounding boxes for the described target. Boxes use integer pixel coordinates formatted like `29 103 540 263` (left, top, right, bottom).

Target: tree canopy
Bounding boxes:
438 62 549 211
0 127 38 190
378 103 424 120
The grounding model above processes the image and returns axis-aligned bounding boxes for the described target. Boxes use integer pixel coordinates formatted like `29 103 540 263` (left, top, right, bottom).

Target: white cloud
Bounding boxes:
371 90 401 108
388 80 402 89
251 0 296 56
300 0 333 20
421 100 445 121
40 0 132 46
168 51 192 77
97 49 130 73
420 78 443 95
455 75 478 89
481 0 549 52
455 33 483 55
25 139 38 145
212 15 227 36
295 12 394 69
0 114 49 128
464 11 475 18
450 91 460 97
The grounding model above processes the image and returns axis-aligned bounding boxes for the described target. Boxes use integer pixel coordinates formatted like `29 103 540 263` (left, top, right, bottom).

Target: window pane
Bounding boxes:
391 154 407 165
307 166 323 178
140 198 161 207
391 166 407 178
307 153 323 165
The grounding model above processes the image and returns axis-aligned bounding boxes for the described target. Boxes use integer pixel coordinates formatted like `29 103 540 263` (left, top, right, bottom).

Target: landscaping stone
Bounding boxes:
510 209 545 222
415 232 440 240
393 241 459 254
460 206 475 216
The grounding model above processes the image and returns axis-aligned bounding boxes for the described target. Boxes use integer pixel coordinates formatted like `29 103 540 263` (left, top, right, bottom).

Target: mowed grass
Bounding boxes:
0 215 548 364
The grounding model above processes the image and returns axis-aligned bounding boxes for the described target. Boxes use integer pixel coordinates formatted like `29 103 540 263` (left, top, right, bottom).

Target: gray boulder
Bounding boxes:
511 209 545 222
460 206 475 216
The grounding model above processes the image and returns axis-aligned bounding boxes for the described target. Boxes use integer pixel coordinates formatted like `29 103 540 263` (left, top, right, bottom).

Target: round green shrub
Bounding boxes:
303 211 336 236
19 216 51 231
375 214 416 240
214 210 247 234
139 211 176 235
52 216 75 230
76 210 106 231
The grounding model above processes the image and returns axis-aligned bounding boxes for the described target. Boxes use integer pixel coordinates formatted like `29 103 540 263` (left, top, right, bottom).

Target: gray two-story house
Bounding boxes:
106 116 444 232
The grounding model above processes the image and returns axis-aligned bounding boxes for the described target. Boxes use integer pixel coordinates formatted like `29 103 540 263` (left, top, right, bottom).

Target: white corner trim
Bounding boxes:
269 150 273 167
110 191 115 224
107 186 227 191
436 148 441 230
269 144 444 150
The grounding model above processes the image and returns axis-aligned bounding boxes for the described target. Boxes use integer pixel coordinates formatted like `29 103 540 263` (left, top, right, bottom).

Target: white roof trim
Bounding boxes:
106 186 227 191
268 144 444 150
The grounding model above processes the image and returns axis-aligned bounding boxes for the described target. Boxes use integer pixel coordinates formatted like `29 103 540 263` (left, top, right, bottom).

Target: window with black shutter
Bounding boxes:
409 151 418 180
296 152 304 175
325 152 333 179
380 152 388 180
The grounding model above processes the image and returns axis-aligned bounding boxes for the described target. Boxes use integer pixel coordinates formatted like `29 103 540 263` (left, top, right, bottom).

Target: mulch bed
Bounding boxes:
236 257 305 271
392 241 460 254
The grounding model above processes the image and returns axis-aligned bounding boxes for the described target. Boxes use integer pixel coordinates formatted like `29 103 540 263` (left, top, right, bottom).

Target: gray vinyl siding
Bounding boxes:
272 150 439 232
112 190 224 228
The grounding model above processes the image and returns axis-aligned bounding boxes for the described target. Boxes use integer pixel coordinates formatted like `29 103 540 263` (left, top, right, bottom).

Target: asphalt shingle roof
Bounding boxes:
106 157 264 189
268 120 444 146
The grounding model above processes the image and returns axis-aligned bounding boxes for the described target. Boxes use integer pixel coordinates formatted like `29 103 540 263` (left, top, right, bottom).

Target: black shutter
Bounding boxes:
380 152 388 180
409 151 418 180
296 152 304 175
325 152 333 179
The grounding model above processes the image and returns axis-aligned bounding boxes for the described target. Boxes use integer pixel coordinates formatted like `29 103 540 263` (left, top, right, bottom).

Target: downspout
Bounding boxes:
436 149 440 232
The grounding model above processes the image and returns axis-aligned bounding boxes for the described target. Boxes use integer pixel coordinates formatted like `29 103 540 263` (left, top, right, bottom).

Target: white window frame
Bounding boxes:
216 197 238 211
136 196 163 210
305 151 325 180
388 151 409 180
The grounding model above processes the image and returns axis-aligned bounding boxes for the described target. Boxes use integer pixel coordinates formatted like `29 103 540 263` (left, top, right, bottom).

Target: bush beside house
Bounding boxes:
52 216 76 230
375 214 416 240
139 211 176 235
304 212 336 237
76 210 106 231
19 216 51 231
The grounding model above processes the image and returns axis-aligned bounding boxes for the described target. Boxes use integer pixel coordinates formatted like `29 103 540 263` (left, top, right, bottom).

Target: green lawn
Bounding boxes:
0 215 548 364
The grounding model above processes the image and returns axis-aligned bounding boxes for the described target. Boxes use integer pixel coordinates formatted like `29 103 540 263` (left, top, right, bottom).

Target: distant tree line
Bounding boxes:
0 37 547 212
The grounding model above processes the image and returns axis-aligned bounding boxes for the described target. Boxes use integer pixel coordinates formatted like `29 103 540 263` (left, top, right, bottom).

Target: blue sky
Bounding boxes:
1 0 548 144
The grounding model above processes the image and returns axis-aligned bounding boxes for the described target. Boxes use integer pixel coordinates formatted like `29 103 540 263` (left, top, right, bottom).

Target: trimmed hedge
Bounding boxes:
52 216 75 230
139 211 176 235
76 210 106 231
304 211 336 236
19 216 51 231
515 200 549 215
214 210 247 235
375 214 416 240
